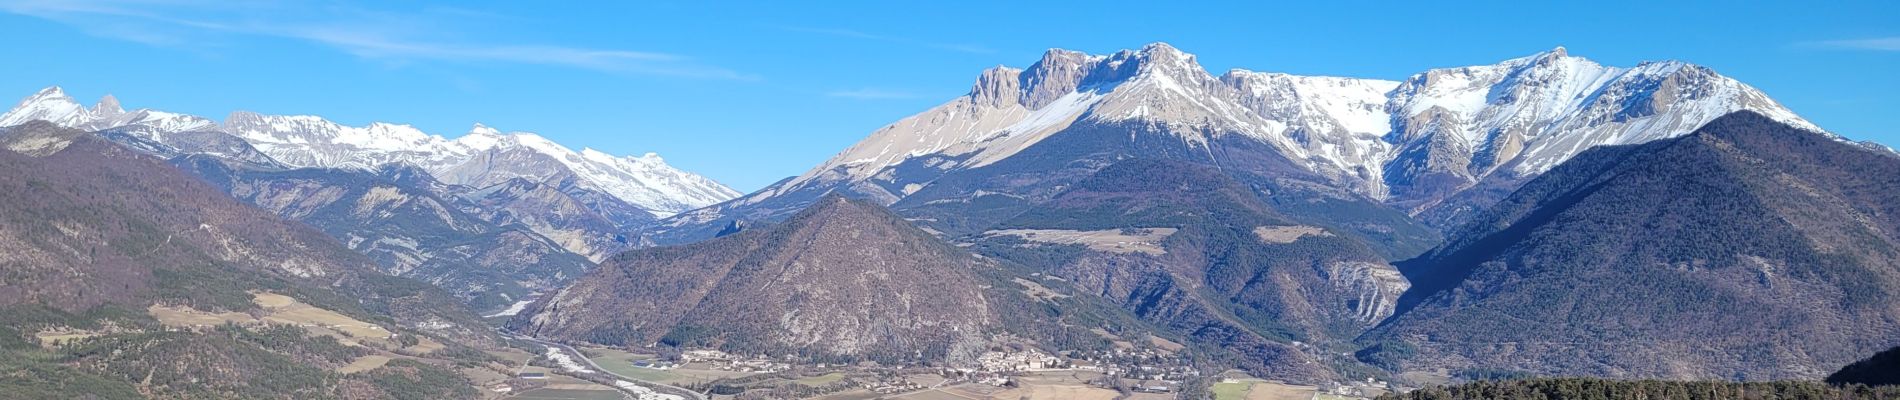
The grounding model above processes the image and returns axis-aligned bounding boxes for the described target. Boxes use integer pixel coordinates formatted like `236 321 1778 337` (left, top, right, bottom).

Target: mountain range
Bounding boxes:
4 40 1900 395
0 86 743 310
607 43 1893 383
174 157 598 309
642 43 1835 250
0 86 738 217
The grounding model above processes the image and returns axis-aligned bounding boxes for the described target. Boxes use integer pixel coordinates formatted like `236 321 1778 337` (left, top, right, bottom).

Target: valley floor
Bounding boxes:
505 338 1392 400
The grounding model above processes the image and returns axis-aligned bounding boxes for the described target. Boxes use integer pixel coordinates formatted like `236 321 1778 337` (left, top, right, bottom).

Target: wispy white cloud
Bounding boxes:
825 88 920 100
1806 37 1900 51
0 0 758 80
781 26 993 54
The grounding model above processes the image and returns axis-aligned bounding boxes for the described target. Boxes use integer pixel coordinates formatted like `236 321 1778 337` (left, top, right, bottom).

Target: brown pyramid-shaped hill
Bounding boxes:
515 194 999 363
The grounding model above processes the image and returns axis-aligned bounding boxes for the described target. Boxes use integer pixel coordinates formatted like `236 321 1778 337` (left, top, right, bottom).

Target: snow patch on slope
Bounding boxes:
484 298 537 318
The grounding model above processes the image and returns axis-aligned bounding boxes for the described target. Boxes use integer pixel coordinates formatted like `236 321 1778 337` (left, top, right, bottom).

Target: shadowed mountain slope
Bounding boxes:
1364 112 1900 380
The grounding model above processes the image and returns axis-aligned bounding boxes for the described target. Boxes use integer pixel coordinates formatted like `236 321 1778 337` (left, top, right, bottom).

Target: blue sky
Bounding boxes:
1 1 1896 191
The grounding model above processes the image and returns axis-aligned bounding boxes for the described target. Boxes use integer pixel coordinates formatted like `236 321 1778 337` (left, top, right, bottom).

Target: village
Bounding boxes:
490 338 1405 400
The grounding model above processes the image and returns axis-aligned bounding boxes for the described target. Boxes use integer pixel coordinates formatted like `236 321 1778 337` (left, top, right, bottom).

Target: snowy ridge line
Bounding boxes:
0 87 740 216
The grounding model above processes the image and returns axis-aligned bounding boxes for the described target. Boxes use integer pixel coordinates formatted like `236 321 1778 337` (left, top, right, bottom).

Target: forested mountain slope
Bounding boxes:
1364 112 1900 380
968 158 1408 381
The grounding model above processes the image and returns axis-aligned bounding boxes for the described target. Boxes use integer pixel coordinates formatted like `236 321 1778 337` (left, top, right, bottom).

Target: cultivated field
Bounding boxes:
898 371 1120 400
892 389 972 400
505 372 628 400
507 388 628 400
581 346 757 385
1212 379 1318 400
579 346 678 383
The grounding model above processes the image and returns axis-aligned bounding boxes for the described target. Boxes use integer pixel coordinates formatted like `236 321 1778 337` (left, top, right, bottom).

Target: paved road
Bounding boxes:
510 333 708 400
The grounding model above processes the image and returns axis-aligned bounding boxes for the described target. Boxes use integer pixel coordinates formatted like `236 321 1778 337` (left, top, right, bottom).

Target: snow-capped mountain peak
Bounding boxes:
32 85 65 97
1 86 87 128
1124 42 1203 79
454 123 507 149
1 86 215 135
467 122 503 136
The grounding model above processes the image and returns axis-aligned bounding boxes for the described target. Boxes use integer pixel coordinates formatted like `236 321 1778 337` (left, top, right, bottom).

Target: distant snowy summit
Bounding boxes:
0 86 739 216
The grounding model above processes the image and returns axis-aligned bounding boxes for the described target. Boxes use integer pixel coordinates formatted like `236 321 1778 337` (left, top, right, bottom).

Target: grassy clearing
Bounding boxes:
1247 381 1318 400
487 348 535 365
1252 225 1332 244
149 304 253 327
336 355 392 373
1399 370 1451 387
674 363 757 382
1147 335 1185 353
905 373 948 387
608 365 677 383
984 228 1179 255
583 347 682 383
33 329 104 348
253 293 392 344
1013 277 1070 301
149 292 444 353
1089 328 1136 350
